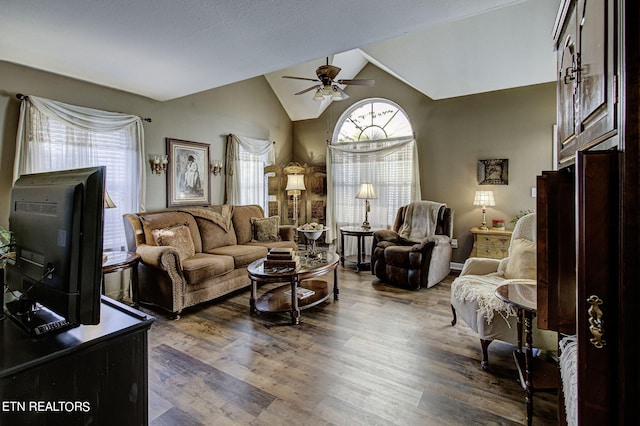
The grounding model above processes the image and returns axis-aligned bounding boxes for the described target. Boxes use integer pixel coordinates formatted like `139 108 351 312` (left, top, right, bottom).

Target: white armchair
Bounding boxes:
450 213 556 369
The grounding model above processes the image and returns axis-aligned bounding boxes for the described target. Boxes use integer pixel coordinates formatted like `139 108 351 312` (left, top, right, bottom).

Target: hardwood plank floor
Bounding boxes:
143 267 558 425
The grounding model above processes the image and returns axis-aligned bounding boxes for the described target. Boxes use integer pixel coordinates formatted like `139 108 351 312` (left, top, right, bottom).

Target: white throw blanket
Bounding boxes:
398 201 445 242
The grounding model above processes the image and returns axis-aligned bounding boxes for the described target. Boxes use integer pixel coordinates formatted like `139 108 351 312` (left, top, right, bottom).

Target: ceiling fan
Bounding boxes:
282 57 375 101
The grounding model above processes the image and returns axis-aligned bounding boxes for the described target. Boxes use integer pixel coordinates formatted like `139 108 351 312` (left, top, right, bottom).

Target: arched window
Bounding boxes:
326 98 421 249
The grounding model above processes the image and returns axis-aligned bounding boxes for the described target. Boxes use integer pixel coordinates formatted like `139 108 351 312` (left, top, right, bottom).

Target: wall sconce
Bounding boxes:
149 154 168 175
210 160 223 176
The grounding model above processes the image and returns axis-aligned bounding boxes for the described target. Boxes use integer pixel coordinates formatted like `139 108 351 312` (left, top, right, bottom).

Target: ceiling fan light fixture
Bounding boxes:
312 88 325 101
331 85 349 101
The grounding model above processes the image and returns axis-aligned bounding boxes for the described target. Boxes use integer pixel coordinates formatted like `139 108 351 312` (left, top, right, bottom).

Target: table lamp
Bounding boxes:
356 183 377 230
473 190 495 230
286 174 306 227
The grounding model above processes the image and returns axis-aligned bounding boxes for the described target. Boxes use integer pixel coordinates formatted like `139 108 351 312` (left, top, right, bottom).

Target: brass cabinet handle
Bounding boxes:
587 295 606 349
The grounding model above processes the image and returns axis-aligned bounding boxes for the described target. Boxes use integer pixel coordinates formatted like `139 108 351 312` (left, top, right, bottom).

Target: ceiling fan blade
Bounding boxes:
336 79 375 87
294 85 320 95
282 76 319 82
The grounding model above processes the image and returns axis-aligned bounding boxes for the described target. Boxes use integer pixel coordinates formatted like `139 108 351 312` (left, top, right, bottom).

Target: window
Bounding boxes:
235 144 269 209
225 135 275 213
15 97 144 252
328 98 419 238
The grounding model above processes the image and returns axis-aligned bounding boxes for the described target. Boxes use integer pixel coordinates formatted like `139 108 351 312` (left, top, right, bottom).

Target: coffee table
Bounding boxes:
248 252 339 325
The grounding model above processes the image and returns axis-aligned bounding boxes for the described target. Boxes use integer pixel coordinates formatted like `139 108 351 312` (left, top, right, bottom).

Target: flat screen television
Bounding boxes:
3 166 105 336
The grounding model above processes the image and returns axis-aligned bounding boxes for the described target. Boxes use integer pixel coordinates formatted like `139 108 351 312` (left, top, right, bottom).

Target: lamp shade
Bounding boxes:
473 190 495 207
104 191 117 209
356 183 377 199
285 174 306 191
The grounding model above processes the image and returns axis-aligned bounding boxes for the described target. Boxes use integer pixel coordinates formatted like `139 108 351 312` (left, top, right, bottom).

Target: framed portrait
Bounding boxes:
166 138 210 207
478 159 509 185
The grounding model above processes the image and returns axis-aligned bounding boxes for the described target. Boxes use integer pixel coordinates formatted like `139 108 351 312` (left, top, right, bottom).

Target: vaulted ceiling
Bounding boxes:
0 0 560 121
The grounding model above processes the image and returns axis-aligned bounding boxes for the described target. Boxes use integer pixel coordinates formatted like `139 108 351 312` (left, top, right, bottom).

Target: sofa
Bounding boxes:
123 204 297 318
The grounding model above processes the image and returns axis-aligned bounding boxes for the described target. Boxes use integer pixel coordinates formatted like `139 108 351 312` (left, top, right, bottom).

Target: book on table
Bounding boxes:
283 287 315 299
264 258 300 270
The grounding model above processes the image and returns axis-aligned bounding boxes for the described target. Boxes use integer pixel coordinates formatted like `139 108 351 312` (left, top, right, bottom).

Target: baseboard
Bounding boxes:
450 262 464 272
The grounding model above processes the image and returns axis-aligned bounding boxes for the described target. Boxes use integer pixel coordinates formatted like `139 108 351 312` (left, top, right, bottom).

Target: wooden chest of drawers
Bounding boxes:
470 227 513 259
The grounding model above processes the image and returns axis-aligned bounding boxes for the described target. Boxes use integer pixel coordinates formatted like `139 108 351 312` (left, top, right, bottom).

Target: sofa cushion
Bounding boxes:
139 211 202 253
233 205 266 244
195 217 238 251
209 244 267 268
151 223 196 264
504 238 537 280
251 216 282 242
181 253 235 285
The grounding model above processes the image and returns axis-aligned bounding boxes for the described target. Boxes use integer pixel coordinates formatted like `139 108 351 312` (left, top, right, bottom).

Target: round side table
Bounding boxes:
102 250 141 306
339 226 381 271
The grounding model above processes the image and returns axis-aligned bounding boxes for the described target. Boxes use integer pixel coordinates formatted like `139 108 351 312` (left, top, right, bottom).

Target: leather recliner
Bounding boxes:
371 202 453 290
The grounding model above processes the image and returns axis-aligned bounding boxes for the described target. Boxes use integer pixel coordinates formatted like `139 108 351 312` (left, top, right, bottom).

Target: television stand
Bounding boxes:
0 296 154 425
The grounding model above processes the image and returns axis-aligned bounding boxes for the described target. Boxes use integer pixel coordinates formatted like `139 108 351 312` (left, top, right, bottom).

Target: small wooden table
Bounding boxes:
339 226 380 271
470 227 512 259
248 252 339 325
495 282 558 426
102 250 141 306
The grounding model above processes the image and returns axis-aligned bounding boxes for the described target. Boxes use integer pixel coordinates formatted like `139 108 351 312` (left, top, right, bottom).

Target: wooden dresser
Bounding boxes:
470 227 512 259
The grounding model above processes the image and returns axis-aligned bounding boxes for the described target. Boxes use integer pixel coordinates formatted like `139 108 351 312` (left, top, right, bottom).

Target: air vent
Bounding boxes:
15 201 57 215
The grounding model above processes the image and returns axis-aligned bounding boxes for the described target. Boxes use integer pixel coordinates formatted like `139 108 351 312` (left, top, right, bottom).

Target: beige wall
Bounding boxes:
0 60 293 227
293 64 556 263
0 60 555 265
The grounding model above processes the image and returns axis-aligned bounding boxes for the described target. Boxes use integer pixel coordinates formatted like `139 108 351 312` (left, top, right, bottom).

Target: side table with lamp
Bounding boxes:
470 190 512 259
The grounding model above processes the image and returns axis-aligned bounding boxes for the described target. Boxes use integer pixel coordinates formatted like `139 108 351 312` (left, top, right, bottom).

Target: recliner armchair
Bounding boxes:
450 212 557 369
371 201 453 290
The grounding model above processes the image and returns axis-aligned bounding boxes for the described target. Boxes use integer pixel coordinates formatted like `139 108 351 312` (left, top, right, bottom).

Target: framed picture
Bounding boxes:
166 138 210 207
478 159 509 185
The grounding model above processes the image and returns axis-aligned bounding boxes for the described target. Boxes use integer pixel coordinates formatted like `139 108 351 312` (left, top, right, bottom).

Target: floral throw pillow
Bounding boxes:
250 216 281 242
152 223 196 263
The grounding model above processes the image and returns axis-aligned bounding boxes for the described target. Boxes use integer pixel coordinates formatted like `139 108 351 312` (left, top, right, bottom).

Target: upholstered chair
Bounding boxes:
450 212 557 369
371 201 453 290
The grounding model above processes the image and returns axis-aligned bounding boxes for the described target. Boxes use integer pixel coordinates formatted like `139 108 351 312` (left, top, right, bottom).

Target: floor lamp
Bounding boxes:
286 174 306 228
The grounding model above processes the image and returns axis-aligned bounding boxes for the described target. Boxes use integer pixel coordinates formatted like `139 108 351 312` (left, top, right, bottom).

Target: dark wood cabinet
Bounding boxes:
0 297 154 425
540 0 640 424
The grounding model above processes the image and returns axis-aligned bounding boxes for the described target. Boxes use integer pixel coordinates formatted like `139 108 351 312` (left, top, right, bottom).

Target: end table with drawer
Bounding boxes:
470 227 512 259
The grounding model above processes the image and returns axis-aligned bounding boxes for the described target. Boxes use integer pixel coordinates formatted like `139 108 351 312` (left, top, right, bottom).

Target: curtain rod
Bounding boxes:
15 93 152 122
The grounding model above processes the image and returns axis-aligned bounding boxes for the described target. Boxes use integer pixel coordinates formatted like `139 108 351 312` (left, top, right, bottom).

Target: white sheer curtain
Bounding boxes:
14 96 146 251
225 134 275 211
326 137 421 254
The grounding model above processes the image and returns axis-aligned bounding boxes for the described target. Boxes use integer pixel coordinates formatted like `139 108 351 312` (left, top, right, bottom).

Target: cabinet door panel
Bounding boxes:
536 168 575 333
557 2 578 163
577 150 619 424
578 0 616 144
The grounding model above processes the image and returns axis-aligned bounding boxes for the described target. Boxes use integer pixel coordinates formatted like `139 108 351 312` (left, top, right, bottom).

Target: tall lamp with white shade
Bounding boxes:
473 190 495 230
356 183 377 230
286 174 306 227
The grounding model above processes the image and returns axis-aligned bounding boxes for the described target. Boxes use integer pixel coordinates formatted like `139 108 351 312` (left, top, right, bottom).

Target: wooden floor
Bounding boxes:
143 267 558 426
